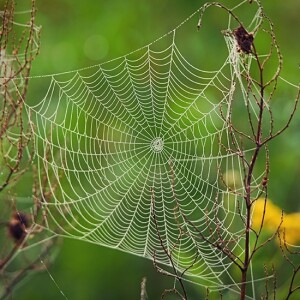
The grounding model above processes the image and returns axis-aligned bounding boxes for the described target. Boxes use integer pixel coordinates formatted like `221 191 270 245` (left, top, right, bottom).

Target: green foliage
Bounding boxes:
1 0 299 299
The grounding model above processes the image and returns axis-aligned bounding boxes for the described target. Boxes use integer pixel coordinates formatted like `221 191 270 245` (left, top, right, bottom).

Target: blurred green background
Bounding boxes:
1 0 299 299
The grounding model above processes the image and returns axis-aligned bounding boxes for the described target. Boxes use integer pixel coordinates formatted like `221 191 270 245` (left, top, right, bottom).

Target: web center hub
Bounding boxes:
150 137 164 153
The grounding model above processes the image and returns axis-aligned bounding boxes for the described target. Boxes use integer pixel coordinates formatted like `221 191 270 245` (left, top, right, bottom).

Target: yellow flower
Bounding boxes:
251 198 300 245
222 169 243 189
251 198 282 230
281 213 300 245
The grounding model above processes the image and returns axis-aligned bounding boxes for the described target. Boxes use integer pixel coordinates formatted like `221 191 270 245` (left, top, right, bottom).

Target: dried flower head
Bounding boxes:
7 212 30 243
233 25 254 54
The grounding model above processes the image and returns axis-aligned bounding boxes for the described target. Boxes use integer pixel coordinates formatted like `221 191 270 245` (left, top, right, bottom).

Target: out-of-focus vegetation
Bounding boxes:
0 0 299 299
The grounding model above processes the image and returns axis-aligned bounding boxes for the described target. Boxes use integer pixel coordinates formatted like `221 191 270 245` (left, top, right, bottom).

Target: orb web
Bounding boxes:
22 0 299 294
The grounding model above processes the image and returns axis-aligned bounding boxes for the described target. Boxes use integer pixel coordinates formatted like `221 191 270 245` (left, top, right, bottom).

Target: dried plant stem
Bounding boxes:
0 240 55 300
151 187 188 300
140 277 148 300
240 43 265 300
196 1 299 299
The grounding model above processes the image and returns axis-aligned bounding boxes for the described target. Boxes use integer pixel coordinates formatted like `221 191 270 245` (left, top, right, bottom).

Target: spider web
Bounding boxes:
20 0 298 295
